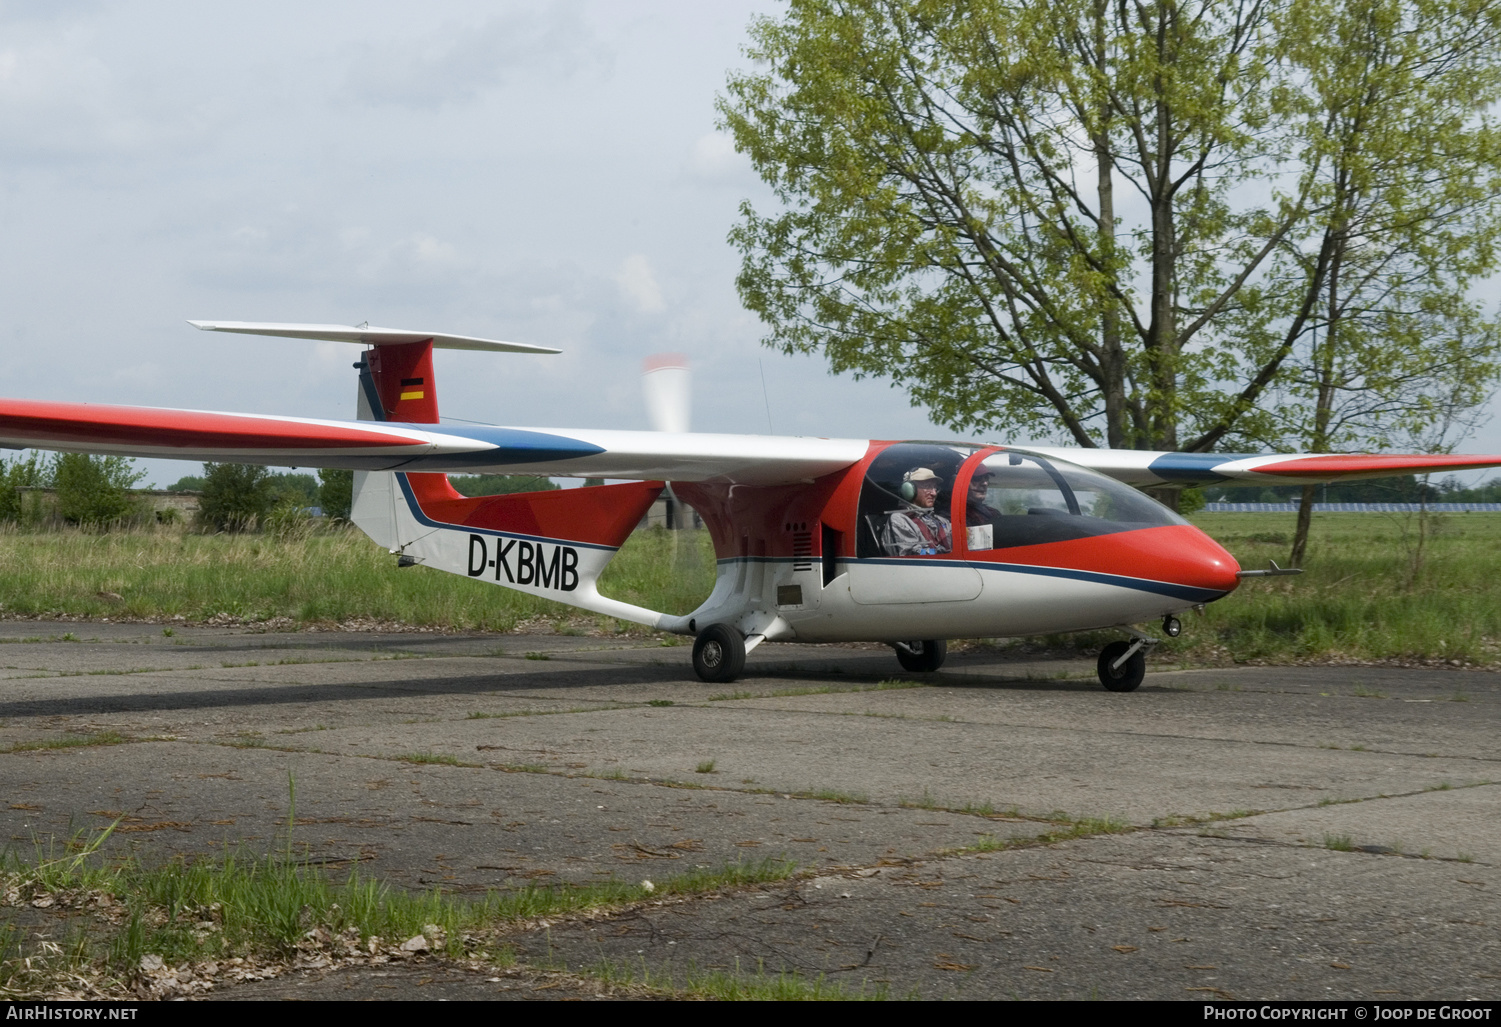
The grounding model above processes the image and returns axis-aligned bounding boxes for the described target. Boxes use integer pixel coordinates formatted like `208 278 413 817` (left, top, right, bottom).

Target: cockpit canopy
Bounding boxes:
857 442 1186 558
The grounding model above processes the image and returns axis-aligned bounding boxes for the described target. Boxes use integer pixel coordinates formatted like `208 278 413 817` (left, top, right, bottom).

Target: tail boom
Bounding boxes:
352 471 669 628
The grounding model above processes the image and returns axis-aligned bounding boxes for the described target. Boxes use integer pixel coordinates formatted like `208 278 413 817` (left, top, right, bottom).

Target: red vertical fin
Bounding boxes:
367 340 439 424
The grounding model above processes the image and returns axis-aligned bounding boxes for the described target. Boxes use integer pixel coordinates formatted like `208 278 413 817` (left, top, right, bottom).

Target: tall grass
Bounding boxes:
0 522 716 633
0 513 1497 664
1174 512 1501 665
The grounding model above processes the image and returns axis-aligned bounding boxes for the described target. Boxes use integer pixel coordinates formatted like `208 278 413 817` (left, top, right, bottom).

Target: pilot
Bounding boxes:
885 467 952 556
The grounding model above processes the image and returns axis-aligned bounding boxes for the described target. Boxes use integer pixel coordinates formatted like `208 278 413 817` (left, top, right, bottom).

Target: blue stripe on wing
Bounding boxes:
1145 452 1258 483
388 424 607 466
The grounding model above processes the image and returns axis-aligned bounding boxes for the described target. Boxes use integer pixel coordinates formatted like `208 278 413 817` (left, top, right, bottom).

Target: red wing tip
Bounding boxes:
1254 454 1501 476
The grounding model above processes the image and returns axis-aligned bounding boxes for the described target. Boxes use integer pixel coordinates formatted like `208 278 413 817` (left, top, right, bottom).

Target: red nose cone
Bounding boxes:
1104 525 1242 597
1162 525 1242 596
993 524 1241 598
1088 524 1242 596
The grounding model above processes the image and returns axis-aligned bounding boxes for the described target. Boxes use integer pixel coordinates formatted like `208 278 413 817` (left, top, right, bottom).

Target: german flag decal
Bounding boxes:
400 390 425 401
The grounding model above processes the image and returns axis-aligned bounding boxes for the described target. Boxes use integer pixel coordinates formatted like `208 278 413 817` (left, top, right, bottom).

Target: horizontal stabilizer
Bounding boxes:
188 321 560 355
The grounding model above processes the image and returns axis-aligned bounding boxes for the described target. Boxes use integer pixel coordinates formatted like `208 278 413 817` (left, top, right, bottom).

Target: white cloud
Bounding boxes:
684 131 752 183
408 234 460 266
614 254 665 313
0 19 225 165
0 2 968 450
341 7 610 110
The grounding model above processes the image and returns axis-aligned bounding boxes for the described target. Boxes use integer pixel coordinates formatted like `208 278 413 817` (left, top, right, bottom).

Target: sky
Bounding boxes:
1 0 1498 489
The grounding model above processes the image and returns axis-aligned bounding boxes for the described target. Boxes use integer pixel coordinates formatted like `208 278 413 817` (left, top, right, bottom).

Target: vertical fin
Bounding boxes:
367 340 439 423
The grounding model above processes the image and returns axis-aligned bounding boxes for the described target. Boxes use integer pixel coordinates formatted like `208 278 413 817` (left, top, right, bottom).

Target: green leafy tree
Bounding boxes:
197 462 275 533
1438 476 1501 503
720 0 1501 505
269 472 320 506
52 453 143 527
166 475 205 493
317 469 353 520
1252 0 1501 563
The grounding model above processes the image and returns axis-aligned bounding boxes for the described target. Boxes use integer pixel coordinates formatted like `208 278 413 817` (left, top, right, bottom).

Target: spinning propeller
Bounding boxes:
641 353 692 530
641 353 691 434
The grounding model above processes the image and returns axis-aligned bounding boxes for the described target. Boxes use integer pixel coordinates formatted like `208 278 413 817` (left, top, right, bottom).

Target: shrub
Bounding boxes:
317 468 353 520
264 500 316 541
0 453 49 523
270 472 319 506
197 463 275 533
52 453 143 528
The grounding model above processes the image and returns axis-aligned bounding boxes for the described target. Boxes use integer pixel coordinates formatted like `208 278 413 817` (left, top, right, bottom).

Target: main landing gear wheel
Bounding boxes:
1097 640 1146 692
692 624 746 683
895 639 947 673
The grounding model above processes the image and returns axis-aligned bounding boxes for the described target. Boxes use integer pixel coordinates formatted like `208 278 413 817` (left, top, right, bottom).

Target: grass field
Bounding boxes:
1164 511 1501 667
0 522 715 634
0 511 1497 666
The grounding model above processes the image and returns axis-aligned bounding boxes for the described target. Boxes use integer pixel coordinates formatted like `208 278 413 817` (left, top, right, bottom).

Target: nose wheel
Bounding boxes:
893 639 947 673
1097 640 1147 692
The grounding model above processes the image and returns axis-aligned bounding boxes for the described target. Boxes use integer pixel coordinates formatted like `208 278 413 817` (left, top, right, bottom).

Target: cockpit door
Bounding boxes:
846 442 982 605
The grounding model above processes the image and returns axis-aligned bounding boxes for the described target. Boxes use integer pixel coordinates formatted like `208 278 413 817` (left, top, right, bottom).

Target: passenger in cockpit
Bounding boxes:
966 470 1002 526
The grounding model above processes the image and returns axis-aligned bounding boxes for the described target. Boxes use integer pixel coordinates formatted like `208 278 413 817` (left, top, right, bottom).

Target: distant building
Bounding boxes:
15 487 202 523
639 494 701 530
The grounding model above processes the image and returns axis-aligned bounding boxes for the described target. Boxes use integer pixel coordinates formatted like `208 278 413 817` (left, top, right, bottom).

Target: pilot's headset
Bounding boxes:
899 467 940 501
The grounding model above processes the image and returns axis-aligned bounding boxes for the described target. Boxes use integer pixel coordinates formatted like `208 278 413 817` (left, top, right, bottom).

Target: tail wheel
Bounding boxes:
1097 640 1146 692
692 624 746 683
895 639 947 673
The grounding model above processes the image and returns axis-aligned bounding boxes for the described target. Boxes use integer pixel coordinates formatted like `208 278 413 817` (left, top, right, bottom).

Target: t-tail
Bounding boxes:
342 333 670 629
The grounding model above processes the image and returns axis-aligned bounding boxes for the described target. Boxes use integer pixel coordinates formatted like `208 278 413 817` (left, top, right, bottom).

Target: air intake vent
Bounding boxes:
792 529 813 571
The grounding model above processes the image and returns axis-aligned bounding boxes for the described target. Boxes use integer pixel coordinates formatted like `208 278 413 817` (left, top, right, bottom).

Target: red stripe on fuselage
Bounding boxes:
975 524 1241 595
0 399 427 450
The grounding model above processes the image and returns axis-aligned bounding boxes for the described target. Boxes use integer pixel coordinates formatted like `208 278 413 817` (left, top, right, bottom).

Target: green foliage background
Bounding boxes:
196 463 276 533
720 0 1501 455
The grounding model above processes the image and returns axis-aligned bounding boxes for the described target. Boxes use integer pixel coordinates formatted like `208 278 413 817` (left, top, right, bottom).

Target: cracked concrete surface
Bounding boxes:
0 622 1497 1000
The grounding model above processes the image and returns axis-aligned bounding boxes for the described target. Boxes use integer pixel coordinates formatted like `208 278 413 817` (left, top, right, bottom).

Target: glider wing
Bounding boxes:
1025 447 1501 487
0 398 869 485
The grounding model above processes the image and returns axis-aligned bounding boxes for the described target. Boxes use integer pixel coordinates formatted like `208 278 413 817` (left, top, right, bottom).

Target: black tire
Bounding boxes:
1097 640 1145 692
692 624 746 683
895 639 947 673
